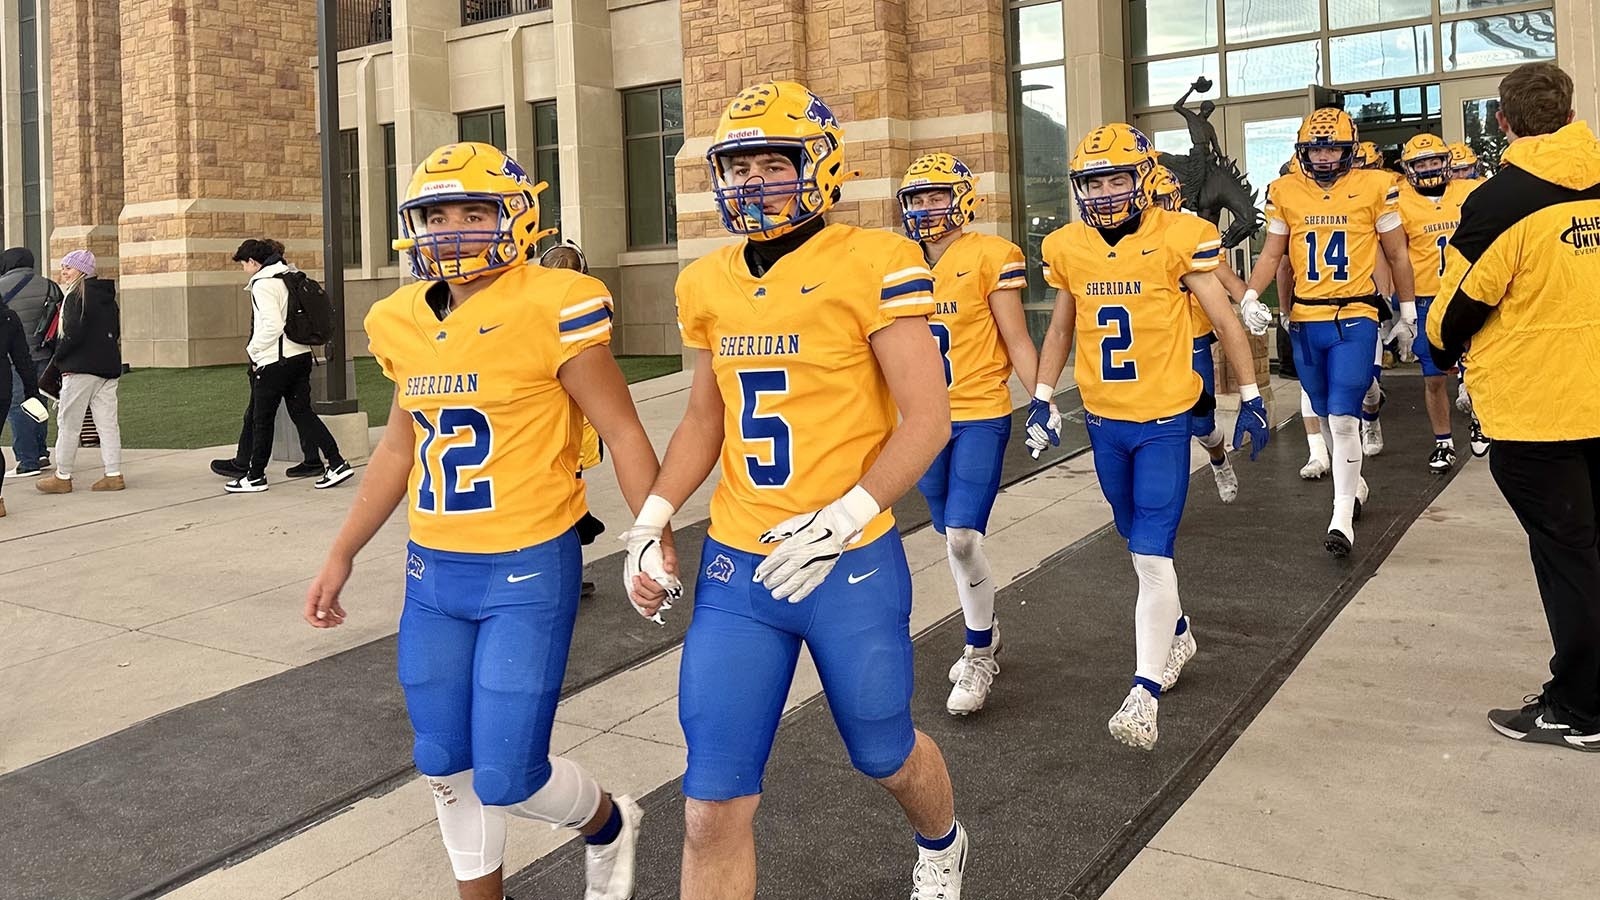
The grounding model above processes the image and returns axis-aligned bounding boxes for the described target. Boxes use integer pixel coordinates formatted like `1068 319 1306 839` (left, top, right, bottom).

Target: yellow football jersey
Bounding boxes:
1397 178 1478 298
365 264 613 554
1264 169 1400 322
928 231 1028 421
677 223 936 554
1040 207 1221 421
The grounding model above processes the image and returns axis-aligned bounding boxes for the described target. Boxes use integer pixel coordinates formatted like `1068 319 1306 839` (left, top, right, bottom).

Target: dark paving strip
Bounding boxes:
0 390 1085 900
508 377 1464 900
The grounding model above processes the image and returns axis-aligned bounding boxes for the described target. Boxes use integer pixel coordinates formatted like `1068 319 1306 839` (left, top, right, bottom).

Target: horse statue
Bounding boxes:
1158 77 1264 249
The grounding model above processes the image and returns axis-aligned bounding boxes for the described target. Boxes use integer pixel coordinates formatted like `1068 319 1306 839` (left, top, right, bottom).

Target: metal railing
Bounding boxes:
337 0 392 51
462 0 553 27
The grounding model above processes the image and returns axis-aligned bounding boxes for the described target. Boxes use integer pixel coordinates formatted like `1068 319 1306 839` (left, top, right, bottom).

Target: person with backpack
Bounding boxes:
223 239 351 494
1 292 47 515
0 247 61 477
35 250 125 494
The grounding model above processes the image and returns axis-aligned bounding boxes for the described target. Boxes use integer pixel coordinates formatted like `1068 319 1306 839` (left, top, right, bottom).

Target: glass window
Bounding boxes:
1243 116 1301 190
1129 0 1215 58
1441 0 1530 12
383 124 398 264
532 100 560 252
1223 0 1318 45
1011 65 1069 317
1461 97 1508 172
1132 53 1220 109
339 130 362 267
1150 128 1191 155
1442 11 1557 72
1012 2 1064 65
458 109 507 150
1329 0 1431 31
19 0 41 258
1226 39 1321 97
623 84 684 248
1330 25 1433 84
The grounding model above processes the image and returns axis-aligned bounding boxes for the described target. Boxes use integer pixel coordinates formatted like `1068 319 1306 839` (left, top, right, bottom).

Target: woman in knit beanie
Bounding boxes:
36 250 125 494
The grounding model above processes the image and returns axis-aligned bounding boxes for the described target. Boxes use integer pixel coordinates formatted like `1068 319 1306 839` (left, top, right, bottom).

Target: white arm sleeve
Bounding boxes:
1268 218 1290 236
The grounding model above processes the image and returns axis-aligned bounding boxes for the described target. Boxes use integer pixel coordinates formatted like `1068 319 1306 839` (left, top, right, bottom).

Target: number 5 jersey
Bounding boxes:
365 263 614 553
675 223 936 554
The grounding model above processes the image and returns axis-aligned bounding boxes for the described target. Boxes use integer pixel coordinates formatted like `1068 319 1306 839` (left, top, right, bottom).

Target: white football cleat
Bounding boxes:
584 795 642 900
1160 620 1198 692
911 822 968 900
948 619 1001 684
1300 453 1330 480
1108 685 1159 751
1361 419 1384 456
1209 457 1238 503
946 651 1000 716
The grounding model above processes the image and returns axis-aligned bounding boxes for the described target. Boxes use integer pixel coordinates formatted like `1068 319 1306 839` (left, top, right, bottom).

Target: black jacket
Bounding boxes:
0 247 58 363
52 277 122 379
2 305 40 401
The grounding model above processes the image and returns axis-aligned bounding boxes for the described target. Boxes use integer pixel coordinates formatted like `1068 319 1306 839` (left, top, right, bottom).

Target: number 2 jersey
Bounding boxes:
1039 206 1222 422
1396 177 1478 298
1264 168 1401 322
927 232 1028 421
676 223 936 555
365 264 614 554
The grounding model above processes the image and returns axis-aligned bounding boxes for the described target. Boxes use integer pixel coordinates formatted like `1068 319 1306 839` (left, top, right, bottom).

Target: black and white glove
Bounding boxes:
621 495 682 623
755 486 880 603
1239 288 1273 336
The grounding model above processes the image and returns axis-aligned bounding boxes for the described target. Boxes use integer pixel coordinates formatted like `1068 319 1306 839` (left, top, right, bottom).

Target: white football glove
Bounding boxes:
621 498 683 624
1024 400 1063 458
1239 289 1273 336
755 486 879 603
1389 301 1418 350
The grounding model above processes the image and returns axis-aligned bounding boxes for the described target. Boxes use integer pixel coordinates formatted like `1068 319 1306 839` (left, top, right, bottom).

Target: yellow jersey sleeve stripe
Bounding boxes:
998 265 1028 281
559 303 613 334
560 296 611 317
1192 247 1220 260
880 277 935 303
560 321 612 344
1190 256 1221 272
882 266 932 284
880 294 935 310
1195 239 1222 251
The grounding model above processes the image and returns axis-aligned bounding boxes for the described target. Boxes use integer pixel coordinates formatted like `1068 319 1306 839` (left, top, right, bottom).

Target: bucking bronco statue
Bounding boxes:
1157 77 1264 249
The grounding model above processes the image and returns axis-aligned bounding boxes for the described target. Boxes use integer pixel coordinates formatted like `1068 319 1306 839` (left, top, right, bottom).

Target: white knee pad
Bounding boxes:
429 770 508 881
1363 378 1382 408
505 755 602 830
1195 427 1225 450
946 527 984 565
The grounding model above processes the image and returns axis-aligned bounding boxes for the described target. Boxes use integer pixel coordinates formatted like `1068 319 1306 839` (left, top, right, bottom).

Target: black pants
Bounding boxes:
1489 437 1600 727
247 354 343 479
233 369 319 467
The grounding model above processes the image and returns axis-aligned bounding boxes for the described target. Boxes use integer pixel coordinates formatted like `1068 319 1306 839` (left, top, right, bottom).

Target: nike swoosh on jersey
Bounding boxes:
1141 248 1158 255
506 572 542 583
800 283 824 294
847 568 879 584
479 324 503 334
956 270 972 277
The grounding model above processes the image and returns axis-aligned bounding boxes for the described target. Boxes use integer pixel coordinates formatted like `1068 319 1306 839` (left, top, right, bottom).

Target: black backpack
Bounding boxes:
276 271 335 346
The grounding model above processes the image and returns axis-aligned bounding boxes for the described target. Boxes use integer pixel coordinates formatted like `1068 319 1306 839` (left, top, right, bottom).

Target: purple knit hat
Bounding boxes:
62 249 96 277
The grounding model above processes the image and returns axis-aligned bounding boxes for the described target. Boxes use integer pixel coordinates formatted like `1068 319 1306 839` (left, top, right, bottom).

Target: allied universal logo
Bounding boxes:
1560 216 1600 254
705 554 736 584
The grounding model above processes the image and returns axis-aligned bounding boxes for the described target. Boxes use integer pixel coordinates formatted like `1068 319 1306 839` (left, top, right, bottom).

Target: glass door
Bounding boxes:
1221 97 1303 295
1442 75 1507 172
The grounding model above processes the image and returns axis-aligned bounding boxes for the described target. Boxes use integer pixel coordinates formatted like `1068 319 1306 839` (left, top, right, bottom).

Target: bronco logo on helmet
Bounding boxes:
898 152 983 242
1069 123 1157 228
707 81 854 240
392 141 551 285
1295 108 1359 184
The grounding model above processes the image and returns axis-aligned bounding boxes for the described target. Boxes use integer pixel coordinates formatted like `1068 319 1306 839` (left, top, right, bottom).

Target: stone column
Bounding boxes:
118 0 323 368
1064 0 1127 146
553 0 626 292
390 0 459 210
48 0 121 274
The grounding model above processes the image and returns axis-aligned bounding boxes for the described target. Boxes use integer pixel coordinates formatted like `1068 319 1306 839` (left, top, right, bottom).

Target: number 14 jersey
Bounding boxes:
1039 207 1221 422
676 223 936 554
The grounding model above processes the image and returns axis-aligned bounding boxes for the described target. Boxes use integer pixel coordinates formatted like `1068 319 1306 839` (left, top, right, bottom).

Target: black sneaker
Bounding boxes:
1469 415 1491 458
1488 695 1600 752
315 461 354 489
1428 443 1456 474
211 458 248 479
285 461 323 479
224 475 269 494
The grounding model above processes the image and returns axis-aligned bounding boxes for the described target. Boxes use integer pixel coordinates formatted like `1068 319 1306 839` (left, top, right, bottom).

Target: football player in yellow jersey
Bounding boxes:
1448 141 1486 181
302 142 670 900
1240 108 1416 557
1027 124 1270 751
1396 133 1479 473
894 151 1037 716
619 82 969 899
1144 164 1253 504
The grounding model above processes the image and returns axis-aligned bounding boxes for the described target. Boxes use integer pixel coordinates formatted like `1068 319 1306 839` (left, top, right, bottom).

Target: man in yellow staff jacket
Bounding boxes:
1428 62 1600 753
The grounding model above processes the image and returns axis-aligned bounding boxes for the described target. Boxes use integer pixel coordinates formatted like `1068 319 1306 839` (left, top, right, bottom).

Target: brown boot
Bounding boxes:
0 497 7 517
92 474 126 492
36 474 72 494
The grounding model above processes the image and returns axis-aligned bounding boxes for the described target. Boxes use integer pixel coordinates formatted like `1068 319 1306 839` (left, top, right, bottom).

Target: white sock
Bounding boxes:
104 471 120 477
1196 427 1224 451
1327 415 1362 536
946 528 995 639
1132 553 1181 684
1300 388 1317 418
1305 431 1328 460
428 770 508 882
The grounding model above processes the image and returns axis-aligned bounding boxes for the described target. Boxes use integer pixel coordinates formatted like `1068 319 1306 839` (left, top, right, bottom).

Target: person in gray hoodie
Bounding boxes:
0 247 58 476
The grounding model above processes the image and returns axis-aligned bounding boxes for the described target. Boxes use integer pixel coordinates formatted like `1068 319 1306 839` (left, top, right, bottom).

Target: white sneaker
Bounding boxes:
584 795 642 900
1108 685 1159 750
315 461 355 489
948 619 1001 684
911 822 967 900
1209 457 1238 503
1361 419 1384 456
946 651 1000 716
1160 621 1197 692
1299 453 1330 480
224 475 269 494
